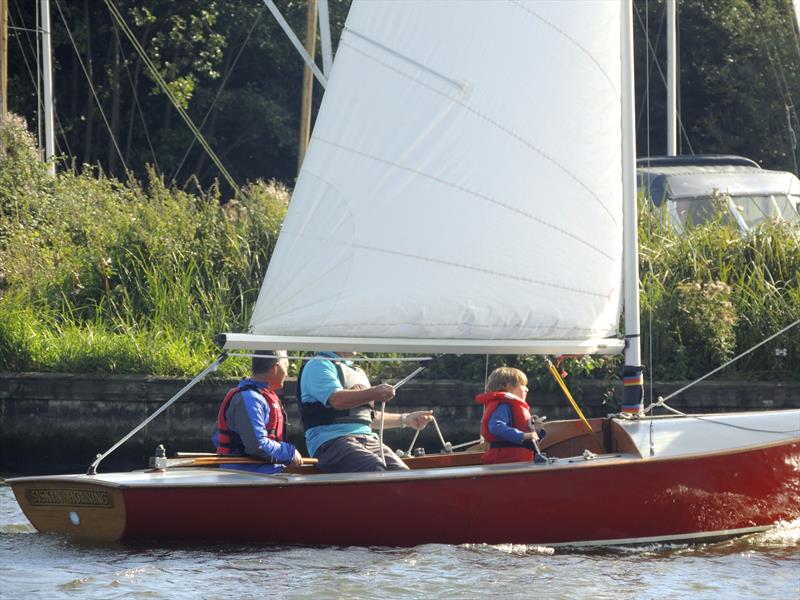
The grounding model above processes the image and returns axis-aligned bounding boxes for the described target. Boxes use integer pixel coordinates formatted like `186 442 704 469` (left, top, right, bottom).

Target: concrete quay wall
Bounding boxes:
1 373 797 474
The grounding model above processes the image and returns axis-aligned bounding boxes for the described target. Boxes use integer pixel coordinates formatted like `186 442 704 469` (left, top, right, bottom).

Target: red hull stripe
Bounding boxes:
119 440 800 546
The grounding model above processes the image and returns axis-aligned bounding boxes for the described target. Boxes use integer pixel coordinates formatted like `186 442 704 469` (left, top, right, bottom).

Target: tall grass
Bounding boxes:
638 200 800 380
0 114 287 377
1 114 798 380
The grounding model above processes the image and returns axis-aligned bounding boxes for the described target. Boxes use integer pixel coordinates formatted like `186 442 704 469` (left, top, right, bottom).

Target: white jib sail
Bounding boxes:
242 0 626 354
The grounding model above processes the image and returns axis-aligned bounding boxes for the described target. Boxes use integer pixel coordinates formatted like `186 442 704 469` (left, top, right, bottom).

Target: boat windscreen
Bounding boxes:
731 194 800 228
672 197 737 229
671 194 800 231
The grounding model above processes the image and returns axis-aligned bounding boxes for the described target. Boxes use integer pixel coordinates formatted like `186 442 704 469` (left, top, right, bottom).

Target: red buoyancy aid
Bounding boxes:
216 384 285 455
476 390 534 464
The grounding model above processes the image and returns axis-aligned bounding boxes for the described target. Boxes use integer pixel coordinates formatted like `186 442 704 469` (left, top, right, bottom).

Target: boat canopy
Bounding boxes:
638 166 800 205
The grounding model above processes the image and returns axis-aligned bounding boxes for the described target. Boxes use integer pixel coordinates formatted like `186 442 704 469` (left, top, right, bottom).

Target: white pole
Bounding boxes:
262 0 327 88
40 0 55 175
318 0 333 77
666 0 677 156
621 1 643 414
1 0 7 124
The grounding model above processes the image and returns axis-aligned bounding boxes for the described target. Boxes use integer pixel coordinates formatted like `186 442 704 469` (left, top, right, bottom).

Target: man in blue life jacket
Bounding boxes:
297 351 433 473
213 350 302 474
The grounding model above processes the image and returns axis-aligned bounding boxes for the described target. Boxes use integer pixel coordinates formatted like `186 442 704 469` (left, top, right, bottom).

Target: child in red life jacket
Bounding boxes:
476 367 546 465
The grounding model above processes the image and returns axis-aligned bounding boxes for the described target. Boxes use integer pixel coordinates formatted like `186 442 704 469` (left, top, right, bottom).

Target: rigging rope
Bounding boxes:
113 21 159 171
54 0 129 174
642 397 800 434
639 319 800 434
632 2 695 154
652 318 800 406
170 10 264 184
87 353 228 474
103 0 242 198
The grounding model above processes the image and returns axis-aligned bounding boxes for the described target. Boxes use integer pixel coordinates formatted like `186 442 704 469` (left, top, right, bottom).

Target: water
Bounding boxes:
1 482 798 600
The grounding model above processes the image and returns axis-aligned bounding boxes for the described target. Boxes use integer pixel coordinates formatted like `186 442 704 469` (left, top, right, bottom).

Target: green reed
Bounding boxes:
0 115 286 376
1 115 798 379
638 199 799 380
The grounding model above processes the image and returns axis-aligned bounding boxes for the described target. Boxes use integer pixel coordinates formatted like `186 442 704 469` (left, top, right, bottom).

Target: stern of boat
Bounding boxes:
9 476 128 542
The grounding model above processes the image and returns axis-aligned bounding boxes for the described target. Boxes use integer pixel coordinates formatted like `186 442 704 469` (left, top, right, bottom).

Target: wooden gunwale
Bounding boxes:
10 434 798 491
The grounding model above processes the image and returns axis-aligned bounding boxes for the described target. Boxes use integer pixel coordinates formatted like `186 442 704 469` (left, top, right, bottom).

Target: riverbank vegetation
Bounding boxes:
1 115 798 381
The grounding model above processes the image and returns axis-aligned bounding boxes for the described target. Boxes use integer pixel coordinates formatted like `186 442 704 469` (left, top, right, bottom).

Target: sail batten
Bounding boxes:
249 0 626 348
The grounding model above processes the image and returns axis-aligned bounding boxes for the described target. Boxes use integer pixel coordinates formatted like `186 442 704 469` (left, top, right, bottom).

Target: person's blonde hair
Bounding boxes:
485 367 527 392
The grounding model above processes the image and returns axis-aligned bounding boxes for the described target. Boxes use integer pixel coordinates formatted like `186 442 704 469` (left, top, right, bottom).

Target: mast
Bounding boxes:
621 0 644 415
40 0 55 175
666 0 677 156
1 0 7 125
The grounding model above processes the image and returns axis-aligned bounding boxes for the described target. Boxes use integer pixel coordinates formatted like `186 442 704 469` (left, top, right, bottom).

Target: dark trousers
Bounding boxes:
315 435 410 473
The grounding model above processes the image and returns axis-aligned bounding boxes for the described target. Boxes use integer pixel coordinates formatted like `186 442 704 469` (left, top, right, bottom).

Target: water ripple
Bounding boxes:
2 486 798 599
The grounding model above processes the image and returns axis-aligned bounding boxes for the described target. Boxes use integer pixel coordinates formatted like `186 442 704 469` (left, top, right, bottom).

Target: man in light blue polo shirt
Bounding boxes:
298 351 433 473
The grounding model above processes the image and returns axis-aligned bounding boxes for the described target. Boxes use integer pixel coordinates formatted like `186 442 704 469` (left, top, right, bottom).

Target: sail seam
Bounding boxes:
338 40 621 229
279 209 614 300
510 0 621 99
353 242 611 297
313 137 616 262
352 243 610 297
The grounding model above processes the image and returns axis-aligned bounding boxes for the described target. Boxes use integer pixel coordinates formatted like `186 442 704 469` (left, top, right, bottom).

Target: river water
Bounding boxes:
1 482 798 600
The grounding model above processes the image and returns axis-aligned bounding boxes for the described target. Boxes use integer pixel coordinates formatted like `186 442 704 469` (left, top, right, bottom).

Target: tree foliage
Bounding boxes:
5 0 350 191
634 0 800 170
4 0 799 191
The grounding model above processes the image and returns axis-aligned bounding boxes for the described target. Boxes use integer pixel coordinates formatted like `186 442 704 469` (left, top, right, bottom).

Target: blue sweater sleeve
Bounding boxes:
238 391 296 463
487 403 526 445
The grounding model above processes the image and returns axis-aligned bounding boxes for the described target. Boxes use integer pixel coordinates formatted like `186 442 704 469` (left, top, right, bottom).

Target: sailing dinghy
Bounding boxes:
9 0 799 546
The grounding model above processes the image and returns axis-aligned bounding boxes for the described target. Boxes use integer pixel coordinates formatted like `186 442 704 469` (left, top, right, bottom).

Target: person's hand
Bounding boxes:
523 431 540 442
290 450 303 466
372 383 396 403
406 410 434 430
532 415 547 429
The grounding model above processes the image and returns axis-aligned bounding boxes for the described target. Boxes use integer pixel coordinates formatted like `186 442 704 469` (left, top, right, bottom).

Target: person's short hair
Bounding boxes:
252 350 287 375
485 367 527 392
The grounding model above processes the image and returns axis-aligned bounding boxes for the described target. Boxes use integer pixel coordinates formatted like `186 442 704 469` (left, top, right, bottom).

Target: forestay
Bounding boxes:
228 0 628 354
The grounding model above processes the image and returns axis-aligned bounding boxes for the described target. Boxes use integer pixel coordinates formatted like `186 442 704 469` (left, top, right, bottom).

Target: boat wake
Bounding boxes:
747 518 800 545
0 523 36 534
462 543 555 556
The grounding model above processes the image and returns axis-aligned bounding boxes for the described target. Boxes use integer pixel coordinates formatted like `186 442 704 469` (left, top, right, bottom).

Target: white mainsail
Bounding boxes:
795 0 800 35
231 0 630 354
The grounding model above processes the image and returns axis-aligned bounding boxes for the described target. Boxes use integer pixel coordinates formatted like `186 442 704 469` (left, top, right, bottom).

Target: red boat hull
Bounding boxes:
115 441 799 546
